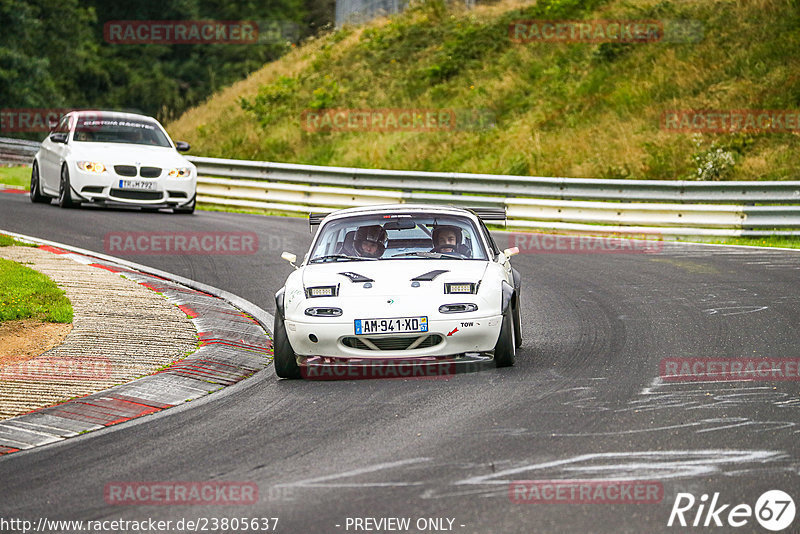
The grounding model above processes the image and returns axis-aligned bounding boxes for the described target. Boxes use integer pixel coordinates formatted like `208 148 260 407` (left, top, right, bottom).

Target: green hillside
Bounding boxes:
168 0 800 180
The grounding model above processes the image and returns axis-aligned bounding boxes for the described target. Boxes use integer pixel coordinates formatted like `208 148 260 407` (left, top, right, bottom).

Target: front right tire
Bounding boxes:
30 162 50 204
58 165 79 209
273 314 301 379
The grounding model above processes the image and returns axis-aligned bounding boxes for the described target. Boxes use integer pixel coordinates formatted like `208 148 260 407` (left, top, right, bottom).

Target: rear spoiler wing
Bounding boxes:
467 207 506 224
309 206 506 230
309 212 330 231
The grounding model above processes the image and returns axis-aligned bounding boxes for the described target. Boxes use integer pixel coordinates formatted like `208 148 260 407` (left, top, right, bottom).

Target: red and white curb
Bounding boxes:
0 232 274 456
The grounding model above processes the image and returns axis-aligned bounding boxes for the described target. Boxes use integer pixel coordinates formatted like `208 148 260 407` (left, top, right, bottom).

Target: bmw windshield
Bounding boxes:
72 117 172 147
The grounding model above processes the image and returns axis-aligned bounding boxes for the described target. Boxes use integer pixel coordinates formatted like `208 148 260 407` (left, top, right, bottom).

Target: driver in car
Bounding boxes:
432 225 461 254
350 225 387 258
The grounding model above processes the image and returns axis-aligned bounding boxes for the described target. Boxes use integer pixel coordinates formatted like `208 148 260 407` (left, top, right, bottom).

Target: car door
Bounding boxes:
39 115 72 194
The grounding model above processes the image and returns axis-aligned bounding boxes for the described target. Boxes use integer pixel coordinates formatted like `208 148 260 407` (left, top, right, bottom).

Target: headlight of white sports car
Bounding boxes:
444 282 478 294
305 285 339 298
305 307 343 317
168 167 192 178
77 161 106 173
438 303 479 313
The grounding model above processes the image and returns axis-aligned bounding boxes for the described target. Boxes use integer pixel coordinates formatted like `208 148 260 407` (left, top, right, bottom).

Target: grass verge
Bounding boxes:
673 235 800 250
198 203 309 219
0 256 73 323
498 225 800 251
169 0 800 181
0 235 37 247
0 166 31 190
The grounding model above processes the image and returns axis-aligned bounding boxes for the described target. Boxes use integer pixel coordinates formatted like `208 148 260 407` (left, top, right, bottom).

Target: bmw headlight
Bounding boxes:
77 161 106 173
168 167 192 178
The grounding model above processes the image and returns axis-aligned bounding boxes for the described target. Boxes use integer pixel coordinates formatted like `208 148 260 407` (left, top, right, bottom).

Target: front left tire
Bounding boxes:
512 295 523 349
30 162 50 204
174 197 195 214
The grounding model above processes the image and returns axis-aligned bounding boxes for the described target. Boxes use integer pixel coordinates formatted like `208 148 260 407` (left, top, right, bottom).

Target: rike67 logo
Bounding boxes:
668 490 795 531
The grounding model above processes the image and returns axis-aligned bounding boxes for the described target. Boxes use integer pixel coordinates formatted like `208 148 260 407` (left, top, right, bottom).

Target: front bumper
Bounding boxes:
69 166 196 207
284 314 503 359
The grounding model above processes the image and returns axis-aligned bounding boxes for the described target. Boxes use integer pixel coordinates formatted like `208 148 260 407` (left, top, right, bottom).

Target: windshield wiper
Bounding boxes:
390 251 463 260
309 254 377 263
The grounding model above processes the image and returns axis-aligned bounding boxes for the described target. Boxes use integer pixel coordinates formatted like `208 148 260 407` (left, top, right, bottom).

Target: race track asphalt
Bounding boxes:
1 192 799 533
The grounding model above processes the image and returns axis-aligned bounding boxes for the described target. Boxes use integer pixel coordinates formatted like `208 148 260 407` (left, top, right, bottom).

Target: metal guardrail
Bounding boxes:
0 137 40 165
187 155 800 204
187 155 800 236
2 139 798 236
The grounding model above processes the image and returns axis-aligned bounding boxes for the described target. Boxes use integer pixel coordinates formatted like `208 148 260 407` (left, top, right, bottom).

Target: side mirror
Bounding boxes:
49 132 68 144
175 141 191 152
281 251 298 270
503 246 519 257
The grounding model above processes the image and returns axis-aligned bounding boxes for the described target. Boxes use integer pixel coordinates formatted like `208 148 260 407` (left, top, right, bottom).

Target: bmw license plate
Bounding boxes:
119 180 154 190
355 316 428 335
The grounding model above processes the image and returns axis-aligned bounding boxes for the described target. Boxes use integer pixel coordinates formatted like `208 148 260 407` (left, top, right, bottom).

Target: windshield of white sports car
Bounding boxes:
72 118 172 147
308 213 489 262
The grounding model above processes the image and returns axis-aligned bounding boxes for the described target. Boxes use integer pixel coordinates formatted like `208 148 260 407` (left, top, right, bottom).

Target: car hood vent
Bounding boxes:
411 269 449 282
338 271 374 283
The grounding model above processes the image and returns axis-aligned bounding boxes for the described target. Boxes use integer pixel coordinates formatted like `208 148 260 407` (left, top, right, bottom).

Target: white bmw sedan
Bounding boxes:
30 111 197 213
274 204 523 379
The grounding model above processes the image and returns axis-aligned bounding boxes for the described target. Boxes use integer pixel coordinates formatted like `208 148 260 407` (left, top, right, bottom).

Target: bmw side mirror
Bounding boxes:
175 141 191 152
49 132 68 144
282 251 298 270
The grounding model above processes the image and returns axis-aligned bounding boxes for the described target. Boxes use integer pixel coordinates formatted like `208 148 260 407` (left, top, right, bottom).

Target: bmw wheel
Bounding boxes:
58 165 79 209
174 197 196 214
30 162 50 204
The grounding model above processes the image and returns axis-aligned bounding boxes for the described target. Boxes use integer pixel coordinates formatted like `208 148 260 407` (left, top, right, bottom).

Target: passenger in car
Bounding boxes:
344 225 387 258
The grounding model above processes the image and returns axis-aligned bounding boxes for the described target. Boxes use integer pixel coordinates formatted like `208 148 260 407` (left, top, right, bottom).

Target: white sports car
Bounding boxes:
30 110 197 213
273 204 522 379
